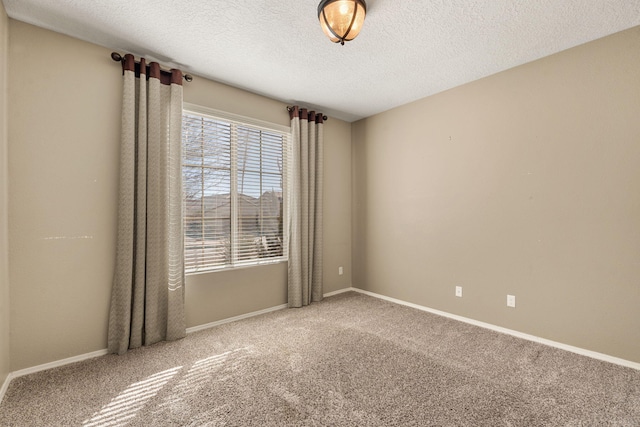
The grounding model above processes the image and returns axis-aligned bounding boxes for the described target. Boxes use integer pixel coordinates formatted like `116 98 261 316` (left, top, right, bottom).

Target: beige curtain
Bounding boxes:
108 54 186 354
288 106 324 307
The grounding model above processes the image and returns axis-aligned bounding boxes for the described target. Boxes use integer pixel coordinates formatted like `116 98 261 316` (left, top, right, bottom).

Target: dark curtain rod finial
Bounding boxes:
110 52 193 82
287 106 328 121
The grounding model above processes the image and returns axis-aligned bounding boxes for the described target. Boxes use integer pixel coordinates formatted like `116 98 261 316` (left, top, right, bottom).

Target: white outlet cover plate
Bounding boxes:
507 295 516 307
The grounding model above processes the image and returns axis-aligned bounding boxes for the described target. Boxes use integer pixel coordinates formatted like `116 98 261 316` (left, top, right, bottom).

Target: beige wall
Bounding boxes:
0 2 10 385
352 26 640 363
322 117 353 293
8 20 121 371
8 20 352 371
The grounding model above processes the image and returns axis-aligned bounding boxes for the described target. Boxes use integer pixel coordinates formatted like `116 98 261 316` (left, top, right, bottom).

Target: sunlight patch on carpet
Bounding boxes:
82 366 182 427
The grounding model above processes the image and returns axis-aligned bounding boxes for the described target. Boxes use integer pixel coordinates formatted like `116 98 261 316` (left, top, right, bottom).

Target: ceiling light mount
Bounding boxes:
318 0 367 45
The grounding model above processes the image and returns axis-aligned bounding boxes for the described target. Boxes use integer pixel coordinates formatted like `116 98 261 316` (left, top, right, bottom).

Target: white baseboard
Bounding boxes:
323 287 355 298
185 286 356 334
2 303 293 404
1 348 110 403
6 284 633 406
10 349 110 380
1 291 351 399
186 303 288 334
186 286 356 335
351 288 640 371
0 372 13 404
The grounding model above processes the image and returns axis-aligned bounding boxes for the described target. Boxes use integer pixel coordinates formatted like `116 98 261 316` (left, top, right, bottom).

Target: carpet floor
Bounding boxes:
0 291 639 426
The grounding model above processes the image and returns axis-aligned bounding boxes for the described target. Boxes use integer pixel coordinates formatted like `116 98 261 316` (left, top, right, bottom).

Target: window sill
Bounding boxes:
185 258 288 277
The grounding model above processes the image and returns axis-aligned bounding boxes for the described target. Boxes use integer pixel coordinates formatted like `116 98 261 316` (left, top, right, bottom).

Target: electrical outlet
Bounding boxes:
338 266 343 276
507 294 516 308
455 286 463 297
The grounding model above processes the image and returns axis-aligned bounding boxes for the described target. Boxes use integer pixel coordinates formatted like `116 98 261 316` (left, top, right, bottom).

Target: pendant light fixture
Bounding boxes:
318 0 367 45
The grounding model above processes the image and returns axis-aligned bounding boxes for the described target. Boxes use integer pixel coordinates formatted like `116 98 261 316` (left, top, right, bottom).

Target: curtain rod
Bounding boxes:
111 52 193 82
287 106 328 121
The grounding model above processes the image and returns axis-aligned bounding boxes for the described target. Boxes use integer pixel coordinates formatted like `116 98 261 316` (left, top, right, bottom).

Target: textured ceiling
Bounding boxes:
3 0 640 122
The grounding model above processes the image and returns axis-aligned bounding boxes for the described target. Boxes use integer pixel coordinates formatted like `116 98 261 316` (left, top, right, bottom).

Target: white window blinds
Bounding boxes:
182 107 289 273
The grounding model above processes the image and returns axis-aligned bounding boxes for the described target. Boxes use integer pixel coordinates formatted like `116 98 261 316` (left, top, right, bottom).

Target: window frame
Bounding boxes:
182 103 290 274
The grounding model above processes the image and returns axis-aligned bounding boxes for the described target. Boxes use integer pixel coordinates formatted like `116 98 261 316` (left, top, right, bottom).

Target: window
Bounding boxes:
182 105 289 273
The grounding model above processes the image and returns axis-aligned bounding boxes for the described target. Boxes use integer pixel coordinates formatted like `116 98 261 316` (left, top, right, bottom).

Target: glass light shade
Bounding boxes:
318 0 367 45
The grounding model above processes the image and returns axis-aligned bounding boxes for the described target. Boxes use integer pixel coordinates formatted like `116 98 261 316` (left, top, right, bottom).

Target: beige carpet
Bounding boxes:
1 292 639 426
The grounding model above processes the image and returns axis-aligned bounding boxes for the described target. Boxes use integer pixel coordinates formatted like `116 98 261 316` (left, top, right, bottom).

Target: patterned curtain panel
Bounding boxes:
108 54 186 354
288 106 324 307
